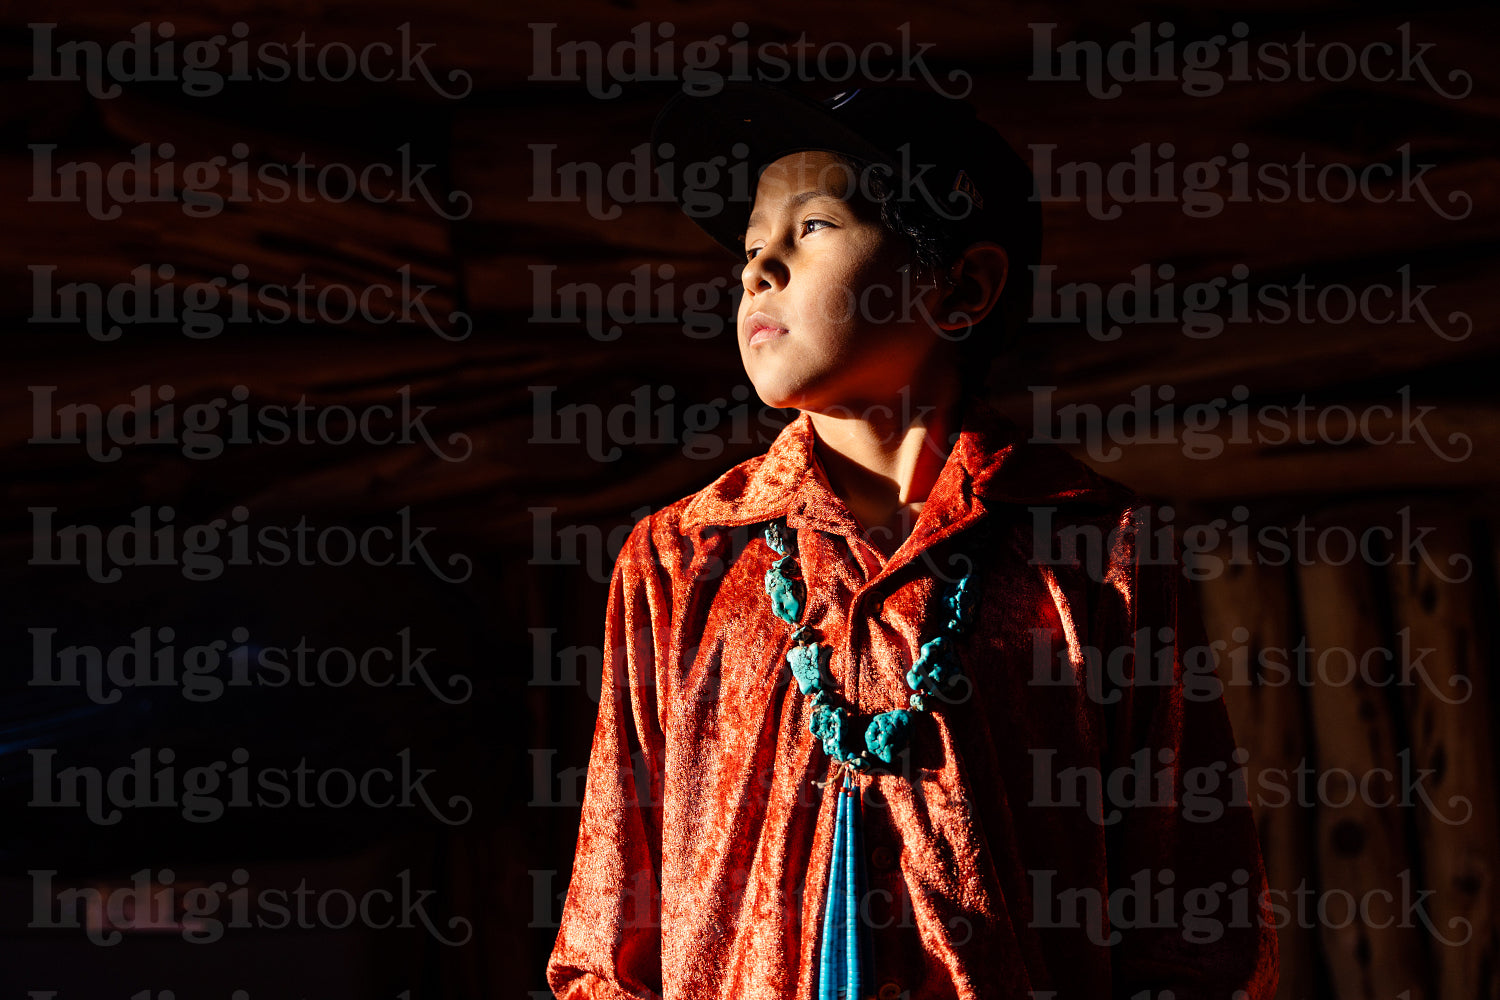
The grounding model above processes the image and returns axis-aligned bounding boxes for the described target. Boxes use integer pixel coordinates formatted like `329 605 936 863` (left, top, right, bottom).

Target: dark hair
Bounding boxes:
839 154 1034 400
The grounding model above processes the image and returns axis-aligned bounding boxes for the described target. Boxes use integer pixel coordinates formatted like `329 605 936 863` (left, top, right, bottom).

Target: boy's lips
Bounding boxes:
744 311 789 347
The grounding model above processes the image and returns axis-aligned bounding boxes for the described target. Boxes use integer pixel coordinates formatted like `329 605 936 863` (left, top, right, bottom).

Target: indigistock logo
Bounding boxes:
530 255 955 343
1028 866 1469 945
530 723 968 817
29 384 472 462
1027 503 1473 584
526 866 977 945
29 747 472 826
534 499 1473 589
1214 626 1467 702
528 500 975 587
1030 624 1469 705
528 261 739 341
1028 22 1472 99
529 384 788 461
528 748 593 809
1028 746 1471 826
30 867 471 945
28 21 473 98
29 506 473 583
29 142 472 220
29 625 472 705
1032 262 1471 342
533 615 1466 715
529 868 643 931
530 383 964 466
529 21 971 99
537 853 1433 953
29 263 471 341
531 141 985 228
527 140 752 222
529 731 953 815
529 505 655 585
1027 384 1472 463
1030 142 1471 221
1029 866 1261 946
530 628 602 705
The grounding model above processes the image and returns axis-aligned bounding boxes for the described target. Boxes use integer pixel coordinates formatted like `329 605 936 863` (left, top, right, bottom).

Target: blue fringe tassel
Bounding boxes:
818 772 869 1000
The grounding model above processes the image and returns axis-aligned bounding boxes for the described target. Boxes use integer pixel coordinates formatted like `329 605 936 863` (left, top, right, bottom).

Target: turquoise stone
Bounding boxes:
764 519 795 556
908 634 959 692
810 705 849 760
764 555 804 623
864 710 911 764
929 641 959 683
946 572 978 633
787 642 831 696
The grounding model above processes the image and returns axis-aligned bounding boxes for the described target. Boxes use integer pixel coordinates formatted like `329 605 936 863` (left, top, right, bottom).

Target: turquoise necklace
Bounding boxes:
763 518 978 1000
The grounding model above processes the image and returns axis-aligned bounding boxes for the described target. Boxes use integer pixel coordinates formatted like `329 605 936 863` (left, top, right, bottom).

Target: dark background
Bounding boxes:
2 3 1497 999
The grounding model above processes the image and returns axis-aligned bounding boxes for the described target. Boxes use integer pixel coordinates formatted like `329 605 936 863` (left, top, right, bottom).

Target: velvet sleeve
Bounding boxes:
547 516 669 1000
1101 508 1280 1000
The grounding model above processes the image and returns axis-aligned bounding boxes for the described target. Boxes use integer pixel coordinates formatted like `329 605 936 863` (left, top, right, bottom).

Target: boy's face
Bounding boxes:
737 150 950 413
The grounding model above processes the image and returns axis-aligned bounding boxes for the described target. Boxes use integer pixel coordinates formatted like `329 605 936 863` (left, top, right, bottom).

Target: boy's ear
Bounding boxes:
934 242 1009 333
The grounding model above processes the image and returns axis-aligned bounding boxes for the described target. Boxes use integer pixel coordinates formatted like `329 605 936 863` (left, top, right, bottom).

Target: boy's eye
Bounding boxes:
744 219 835 261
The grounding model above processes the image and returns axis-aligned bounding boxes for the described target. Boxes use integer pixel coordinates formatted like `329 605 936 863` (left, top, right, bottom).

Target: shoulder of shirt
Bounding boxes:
957 412 1150 524
625 447 781 545
609 429 1168 609
623 420 1154 542
987 437 1171 544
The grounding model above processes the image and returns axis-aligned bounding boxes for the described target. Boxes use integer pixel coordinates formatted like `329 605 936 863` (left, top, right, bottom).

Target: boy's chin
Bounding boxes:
743 359 844 413
743 370 823 412
745 382 798 411
741 366 790 409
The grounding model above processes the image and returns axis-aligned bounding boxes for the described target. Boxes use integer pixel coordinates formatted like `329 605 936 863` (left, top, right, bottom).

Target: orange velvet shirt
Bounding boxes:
546 402 1279 1000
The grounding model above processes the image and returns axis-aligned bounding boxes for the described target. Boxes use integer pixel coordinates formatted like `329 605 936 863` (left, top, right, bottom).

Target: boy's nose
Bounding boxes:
741 246 789 294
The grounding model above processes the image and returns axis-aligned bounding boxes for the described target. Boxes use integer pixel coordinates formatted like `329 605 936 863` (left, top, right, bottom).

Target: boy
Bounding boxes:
547 83 1278 1000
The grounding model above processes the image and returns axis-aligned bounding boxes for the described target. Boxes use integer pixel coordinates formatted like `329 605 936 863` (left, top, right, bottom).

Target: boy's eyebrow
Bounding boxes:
743 189 843 238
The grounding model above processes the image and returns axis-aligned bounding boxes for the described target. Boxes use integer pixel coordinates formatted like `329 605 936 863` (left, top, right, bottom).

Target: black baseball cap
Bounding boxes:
649 81 1041 274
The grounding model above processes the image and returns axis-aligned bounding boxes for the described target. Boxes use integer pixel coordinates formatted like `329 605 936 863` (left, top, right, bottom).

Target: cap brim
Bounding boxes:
650 83 890 257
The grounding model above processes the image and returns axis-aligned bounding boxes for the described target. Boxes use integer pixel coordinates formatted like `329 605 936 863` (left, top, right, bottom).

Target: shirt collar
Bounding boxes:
680 398 1126 540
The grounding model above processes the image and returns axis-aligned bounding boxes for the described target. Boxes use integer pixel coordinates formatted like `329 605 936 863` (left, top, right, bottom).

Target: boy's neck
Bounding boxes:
806 385 964 558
